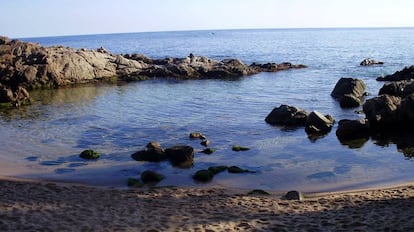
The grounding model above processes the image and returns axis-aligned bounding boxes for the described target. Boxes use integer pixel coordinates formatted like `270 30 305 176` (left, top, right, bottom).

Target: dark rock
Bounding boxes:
247 189 270 195
200 148 216 154
363 95 401 126
360 58 384 66
399 94 414 122
305 111 334 135
127 178 144 188
232 145 250 151
131 145 167 162
250 62 307 72
265 104 308 126
141 170 164 183
284 190 304 200
79 149 100 159
228 166 249 173
340 94 362 108
208 166 228 175
379 80 414 98
336 119 370 141
377 66 414 81
165 145 194 167
0 86 14 103
193 169 214 182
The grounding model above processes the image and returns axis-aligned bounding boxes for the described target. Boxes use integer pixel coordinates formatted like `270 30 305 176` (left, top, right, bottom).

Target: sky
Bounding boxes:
2 0 414 38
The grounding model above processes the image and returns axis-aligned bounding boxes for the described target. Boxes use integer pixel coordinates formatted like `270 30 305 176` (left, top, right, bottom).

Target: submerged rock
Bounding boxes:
232 145 250 151
193 169 214 182
79 149 100 159
140 170 164 184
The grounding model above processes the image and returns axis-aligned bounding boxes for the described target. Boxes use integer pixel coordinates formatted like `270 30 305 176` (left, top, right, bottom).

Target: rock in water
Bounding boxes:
331 78 366 108
265 104 308 126
360 58 384 66
166 145 194 167
79 149 100 159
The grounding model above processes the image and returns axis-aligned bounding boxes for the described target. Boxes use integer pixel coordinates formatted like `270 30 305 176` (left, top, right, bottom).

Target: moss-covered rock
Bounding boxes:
193 169 214 182
200 148 216 154
79 149 100 159
232 145 250 151
127 178 144 188
208 165 228 175
141 170 164 183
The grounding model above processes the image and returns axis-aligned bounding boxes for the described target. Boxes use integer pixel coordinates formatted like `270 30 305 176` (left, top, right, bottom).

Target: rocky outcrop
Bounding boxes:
265 104 334 138
378 80 414 97
331 78 366 108
360 58 383 66
0 36 307 105
363 95 401 127
377 66 414 81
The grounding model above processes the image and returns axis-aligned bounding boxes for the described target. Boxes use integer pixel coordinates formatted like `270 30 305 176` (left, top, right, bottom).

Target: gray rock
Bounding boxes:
363 95 401 126
265 104 308 127
360 58 384 66
305 111 334 134
331 78 366 108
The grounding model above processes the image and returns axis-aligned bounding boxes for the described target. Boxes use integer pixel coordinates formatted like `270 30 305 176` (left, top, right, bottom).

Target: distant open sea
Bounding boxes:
2 28 414 192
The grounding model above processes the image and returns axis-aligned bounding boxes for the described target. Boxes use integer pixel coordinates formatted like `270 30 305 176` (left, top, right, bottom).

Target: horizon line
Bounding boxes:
15 26 414 39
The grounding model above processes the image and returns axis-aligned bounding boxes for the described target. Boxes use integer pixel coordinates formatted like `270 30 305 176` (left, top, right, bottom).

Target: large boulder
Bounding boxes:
331 78 366 108
305 111 334 135
265 104 308 127
336 119 370 141
165 145 194 167
377 66 414 81
363 95 401 127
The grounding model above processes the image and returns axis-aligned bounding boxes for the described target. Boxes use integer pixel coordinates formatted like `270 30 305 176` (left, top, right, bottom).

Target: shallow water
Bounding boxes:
2 28 414 191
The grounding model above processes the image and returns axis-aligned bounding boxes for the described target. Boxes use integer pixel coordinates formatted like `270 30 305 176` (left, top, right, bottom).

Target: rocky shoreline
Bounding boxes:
0 35 306 106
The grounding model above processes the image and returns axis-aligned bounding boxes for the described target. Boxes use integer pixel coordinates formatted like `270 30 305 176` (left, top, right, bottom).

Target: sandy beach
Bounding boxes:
0 178 413 231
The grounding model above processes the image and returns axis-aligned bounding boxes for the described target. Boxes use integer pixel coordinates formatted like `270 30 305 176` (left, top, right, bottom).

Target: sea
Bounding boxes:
2 28 414 192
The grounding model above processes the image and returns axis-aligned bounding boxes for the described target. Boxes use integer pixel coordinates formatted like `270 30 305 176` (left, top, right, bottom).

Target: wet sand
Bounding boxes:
1 177 414 231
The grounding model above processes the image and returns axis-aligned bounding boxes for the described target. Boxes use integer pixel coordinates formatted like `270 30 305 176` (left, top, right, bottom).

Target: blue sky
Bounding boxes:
2 0 413 38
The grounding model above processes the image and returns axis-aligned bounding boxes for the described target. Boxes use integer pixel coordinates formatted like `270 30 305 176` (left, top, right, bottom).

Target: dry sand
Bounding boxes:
1 178 414 231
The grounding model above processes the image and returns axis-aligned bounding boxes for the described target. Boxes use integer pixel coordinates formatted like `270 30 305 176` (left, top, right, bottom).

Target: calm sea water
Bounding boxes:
2 28 414 192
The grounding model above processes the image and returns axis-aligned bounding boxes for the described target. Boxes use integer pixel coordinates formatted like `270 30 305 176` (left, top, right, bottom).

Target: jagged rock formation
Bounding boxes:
0 36 307 105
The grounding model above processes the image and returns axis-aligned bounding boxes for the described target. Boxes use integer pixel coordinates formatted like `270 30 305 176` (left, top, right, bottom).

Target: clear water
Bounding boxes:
2 28 414 192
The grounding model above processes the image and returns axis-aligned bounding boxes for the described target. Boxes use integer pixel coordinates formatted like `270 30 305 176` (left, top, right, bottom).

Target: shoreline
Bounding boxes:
1 176 414 231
